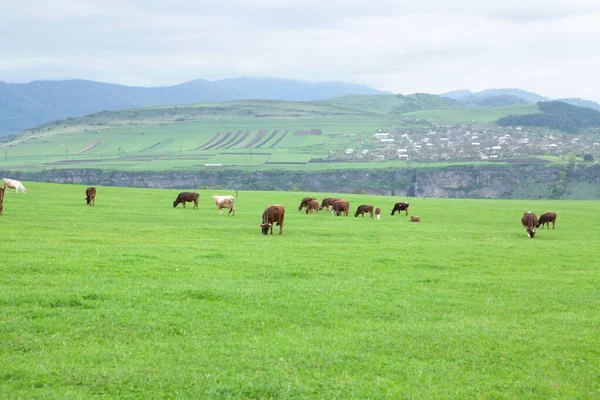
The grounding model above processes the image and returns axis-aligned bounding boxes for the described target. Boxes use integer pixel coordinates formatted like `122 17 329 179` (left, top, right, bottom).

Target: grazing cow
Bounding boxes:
319 197 341 211
521 211 538 238
305 199 320 214
298 197 317 211
537 212 557 229
0 187 4 215
391 202 409 216
410 216 421 222
173 192 199 209
260 204 285 235
85 187 96 206
212 195 235 216
354 204 374 218
3 178 27 194
331 200 350 216
375 207 381 220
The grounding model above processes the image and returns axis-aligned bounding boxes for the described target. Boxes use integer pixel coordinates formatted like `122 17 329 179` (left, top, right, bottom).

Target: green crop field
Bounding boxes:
1 182 599 398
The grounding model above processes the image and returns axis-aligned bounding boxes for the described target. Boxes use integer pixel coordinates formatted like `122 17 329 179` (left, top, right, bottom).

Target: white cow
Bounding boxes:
212 195 235 216
3 178 27 194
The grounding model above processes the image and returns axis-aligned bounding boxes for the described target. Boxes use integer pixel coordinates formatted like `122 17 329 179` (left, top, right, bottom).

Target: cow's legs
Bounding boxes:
219 208 222 216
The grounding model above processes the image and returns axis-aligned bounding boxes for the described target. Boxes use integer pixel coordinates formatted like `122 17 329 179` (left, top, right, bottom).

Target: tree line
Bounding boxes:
497 101 600 133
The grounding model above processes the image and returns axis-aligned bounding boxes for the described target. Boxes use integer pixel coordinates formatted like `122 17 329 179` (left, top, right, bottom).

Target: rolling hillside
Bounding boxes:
0 78 389 136
2 96 598 173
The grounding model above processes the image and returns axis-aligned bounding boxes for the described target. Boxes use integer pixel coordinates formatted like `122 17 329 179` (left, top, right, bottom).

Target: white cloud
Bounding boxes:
2 0 600 101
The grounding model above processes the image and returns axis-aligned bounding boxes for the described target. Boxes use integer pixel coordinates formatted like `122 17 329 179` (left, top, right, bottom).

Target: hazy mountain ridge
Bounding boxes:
0 78 389 136
442 88 600 111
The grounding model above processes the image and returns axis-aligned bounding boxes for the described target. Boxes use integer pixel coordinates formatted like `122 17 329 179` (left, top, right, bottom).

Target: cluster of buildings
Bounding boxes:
335 124 600 162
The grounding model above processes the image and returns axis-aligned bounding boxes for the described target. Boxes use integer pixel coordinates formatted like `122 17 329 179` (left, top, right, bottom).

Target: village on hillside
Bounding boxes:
328 120 600 163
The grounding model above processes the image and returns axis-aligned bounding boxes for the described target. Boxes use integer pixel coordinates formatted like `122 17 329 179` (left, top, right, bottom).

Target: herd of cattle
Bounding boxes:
0 178 557 238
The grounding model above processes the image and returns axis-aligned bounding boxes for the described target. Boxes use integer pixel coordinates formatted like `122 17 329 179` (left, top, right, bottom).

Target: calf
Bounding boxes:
260 204 285 235
212 195 235 216
173 192 199 209
375 207 381 220
354 204 374 218
305 199 319 214
3 178 27 194
391 202 409 216
298 197 317 211
319 197 341 211
85 187 96 206
537 212 557 229
521 211 538 238
410 216 421 222
331 200 350 216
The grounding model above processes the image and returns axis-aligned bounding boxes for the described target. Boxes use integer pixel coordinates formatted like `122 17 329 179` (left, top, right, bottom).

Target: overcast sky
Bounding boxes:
2 0 599 101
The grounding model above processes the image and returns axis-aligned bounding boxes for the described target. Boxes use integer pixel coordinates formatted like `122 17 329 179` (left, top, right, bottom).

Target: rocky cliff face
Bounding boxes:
4 164 600 199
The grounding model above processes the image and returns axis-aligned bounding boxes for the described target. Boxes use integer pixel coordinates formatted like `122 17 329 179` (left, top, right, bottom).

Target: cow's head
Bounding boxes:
173 200 178 208
527 227 536 238
260 223 271 235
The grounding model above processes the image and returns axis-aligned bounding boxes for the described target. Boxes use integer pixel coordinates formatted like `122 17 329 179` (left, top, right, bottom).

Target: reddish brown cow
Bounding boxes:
391 202 410 216
260 204 285 235
537 212 557 229
331 200 350 216
305 199 319 214
319 197 341 211
521 211 538 238
375 207 381 220
354 204 374 218
298 197 317 211
85 187 96 206
410 216 421 222
173 192 199 209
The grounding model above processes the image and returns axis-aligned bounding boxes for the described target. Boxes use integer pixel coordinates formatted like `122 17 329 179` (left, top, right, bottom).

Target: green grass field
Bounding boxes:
1 182 599 398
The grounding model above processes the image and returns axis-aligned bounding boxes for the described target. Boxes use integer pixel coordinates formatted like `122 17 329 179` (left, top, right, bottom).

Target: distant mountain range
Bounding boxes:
0 77 389 136
441 88 600 111
2 77 600 137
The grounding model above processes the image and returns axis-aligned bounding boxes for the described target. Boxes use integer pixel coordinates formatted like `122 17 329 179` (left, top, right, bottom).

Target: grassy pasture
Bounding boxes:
1 183 599 398
404 104 540 123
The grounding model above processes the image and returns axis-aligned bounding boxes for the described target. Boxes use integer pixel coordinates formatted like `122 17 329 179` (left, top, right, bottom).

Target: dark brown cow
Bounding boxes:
331 200 350 216
173 192 199 209
375 207 381 220
260 204 285 235
85 187 96 206
0 187 4 215
298 197 317 211
391 202 410 216
537 212 557 229
410 216 421 222
521 211 538 238
354 204 374 218
319 197 341 211
305 199 319 214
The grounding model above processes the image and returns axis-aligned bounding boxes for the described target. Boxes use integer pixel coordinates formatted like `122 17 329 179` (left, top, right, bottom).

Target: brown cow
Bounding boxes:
85 187 96 206
331 200 350 216
410 216 420 222
173 192 199 209
260 204 285 235
0 187 4 215
375 207 381 220
319 197 341 211
391 202 410 216
521 211 538 238
354 204 374 218
537 212 557 229
298 197 317 211
305 199 319 214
